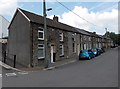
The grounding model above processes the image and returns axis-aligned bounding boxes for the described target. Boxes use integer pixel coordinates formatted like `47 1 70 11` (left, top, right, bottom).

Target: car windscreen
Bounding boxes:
82 50 87 53
88 50 92 52
92 49 96 51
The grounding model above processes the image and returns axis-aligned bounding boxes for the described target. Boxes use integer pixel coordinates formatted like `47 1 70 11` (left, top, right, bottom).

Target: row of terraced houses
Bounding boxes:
7 8 113 68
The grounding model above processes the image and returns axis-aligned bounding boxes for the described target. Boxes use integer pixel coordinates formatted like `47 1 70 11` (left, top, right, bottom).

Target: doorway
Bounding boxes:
77 44 80 55
51 45 56 63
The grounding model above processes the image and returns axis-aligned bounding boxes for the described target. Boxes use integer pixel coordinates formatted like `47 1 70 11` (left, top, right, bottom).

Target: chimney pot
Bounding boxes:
93 32 96 34
53 15 59 22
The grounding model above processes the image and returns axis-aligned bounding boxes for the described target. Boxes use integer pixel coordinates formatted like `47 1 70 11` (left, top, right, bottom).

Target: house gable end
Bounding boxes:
8 8 30 29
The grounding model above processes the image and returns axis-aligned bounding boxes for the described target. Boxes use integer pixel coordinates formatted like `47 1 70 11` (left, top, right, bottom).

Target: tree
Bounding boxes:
104 32 120 46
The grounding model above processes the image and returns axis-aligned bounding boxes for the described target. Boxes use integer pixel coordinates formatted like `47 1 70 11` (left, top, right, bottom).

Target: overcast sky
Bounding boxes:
0 0 119 36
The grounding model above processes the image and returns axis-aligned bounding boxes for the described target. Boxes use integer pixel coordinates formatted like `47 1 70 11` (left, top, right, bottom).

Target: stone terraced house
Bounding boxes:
7 8 113 68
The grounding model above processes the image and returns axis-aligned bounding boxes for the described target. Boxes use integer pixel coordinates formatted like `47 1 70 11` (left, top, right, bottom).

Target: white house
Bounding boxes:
0 15 9 38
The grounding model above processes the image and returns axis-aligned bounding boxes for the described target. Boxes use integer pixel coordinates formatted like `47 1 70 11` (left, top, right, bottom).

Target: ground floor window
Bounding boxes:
84 43 87 49
59 44 64 56
89 43 92 49
73 43 75 52
38 44 45 59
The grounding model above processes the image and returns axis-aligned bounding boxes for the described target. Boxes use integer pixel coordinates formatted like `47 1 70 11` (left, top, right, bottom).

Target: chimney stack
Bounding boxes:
53 15 59 22
93 32 96 34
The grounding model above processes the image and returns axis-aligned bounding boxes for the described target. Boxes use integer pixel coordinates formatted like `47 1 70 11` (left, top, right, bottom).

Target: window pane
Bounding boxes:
73 43 75 52
39 32 43 38
59 33 63 41
38 44 44 59
59 45 63 56
59 35 62 40
38 45 43 47
38 49 44 58
59 48 62 55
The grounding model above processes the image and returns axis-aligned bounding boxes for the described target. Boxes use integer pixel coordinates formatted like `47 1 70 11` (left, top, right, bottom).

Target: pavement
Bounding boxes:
19 56 78 71
0 61 22 72
0 53 78 72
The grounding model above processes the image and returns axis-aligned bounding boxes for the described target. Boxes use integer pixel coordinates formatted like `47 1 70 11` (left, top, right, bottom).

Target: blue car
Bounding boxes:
79 49 91 60
96 48 101 55
88 49 95 58
91 48 98 56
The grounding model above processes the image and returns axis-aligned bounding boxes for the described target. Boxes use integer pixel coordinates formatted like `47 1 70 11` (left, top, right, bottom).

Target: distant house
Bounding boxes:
0 15 9 38
7 8 112 68
0 37 8 61
0 16 9 61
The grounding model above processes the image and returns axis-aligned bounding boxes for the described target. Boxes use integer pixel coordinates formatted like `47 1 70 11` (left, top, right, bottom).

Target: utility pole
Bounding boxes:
43 0 49 68
2 33 3 38
43 0 52 68
105 28 107 37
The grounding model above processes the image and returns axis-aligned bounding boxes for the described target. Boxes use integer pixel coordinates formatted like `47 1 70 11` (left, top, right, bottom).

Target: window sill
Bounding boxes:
38 38 44 40
59 55 64 57
38 57 45 60
60 41 64 43
60 40 64 41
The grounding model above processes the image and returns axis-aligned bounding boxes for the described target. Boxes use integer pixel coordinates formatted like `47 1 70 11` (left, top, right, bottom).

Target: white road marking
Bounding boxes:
6 73 17 77
18 72 28 75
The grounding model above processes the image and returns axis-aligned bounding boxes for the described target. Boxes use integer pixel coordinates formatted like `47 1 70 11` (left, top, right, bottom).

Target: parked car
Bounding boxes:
96 48 101 56
88 49 95 58
91 48 98 56
101 47 105 53
111 45 115 48
79 49 91 60
111 45 118 48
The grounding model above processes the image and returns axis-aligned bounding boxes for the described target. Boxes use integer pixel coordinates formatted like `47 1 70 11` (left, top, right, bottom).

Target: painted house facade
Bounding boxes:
7 8 112 68
0 15 9 38
0 38 8 61
0 16 9 61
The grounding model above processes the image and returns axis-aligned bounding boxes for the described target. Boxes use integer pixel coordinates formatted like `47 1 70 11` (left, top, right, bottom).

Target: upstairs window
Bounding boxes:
72 33 76 41
59 33 63 41
38 27 44 40
88 37 91 41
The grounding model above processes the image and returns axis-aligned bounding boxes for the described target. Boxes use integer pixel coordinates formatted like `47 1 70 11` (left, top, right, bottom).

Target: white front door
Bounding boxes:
77 44 80 55
51 46 54 63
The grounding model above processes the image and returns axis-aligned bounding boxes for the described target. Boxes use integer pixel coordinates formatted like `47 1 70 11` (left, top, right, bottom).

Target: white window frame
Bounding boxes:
38 27 44 40
59 44 64 56
73 43 76 53
38 44 45 59
89 37 91 41
72 33 76 41
59 33 63 41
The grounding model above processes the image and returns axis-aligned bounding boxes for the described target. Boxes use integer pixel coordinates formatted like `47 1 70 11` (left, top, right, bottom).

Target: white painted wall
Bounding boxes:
0 16 2 38
0 15 9 38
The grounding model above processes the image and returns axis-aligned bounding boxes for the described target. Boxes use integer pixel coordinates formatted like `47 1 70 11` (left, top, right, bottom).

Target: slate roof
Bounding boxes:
19 8 80 33
19 8 95 36
9 8 103 38
75 28 91 36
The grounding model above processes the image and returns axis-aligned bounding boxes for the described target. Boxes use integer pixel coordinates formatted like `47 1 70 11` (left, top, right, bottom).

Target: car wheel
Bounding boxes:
88 56 91 60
